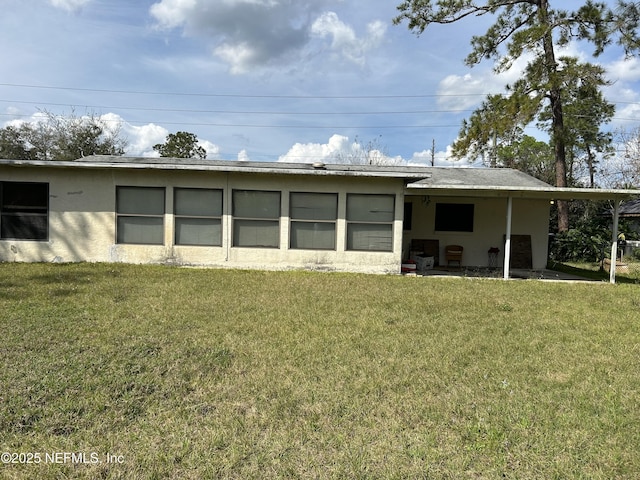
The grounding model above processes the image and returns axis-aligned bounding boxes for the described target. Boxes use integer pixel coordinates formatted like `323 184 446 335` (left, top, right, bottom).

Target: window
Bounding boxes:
116 187 165 244
174 188 222 246
435 203 474 232
346 194 395 252
0 181 48 240
232 190 280 248
403 202 413 231
290 192 337 250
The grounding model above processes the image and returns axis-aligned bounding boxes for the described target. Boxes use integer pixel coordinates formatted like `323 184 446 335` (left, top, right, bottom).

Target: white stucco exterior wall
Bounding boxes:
404 195 551 269
0 165 407 274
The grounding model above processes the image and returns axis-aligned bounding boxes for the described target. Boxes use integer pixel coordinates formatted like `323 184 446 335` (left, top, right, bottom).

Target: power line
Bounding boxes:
2 111 637 127
1 82 638 134
0 99 474 116
2 82 640 107
0 113 463 129
0 82 496 99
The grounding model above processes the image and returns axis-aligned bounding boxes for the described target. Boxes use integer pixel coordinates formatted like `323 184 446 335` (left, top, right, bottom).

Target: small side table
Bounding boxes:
488 247 500 269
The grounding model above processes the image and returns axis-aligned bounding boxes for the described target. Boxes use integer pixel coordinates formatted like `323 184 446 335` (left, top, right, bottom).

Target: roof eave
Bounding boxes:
406 184 640 200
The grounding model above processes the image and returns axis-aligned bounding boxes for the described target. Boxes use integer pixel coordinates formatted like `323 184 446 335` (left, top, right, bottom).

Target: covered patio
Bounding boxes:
403 167 640 284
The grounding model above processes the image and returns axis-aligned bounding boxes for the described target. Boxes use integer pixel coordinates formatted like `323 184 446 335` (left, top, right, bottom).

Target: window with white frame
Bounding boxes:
116 186 165 245
289 192 337 250
232 190 280 248
346 194 395 252
174 188 222 246
0 181 48 240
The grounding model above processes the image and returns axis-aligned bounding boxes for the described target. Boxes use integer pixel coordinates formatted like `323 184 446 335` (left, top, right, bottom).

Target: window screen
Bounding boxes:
435 203 474 232
116 186 165 244
232 190 280 248
290 192 337 250
346 194 394 251
0 181 48 240
174 188 222 246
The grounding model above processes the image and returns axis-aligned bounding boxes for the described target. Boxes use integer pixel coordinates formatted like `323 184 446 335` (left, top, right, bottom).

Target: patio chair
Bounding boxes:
445 244 463 268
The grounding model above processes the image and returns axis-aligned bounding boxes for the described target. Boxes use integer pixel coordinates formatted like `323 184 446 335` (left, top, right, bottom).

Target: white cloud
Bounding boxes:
121 121 168 157
99 113 222 158
437 73 493 110
279 134 351 163
436 52 533 110
435 42 604 111
237 149 250 161
278 135 473 166
149 0 195 29
607 55 640 83
149 1 384 73
311 12 386 66
213 42 261 75
198 140 221 159
407 149 439 167
150 0 321 72
3 106 22 121
407 146 472 167
279 134 403 165
50 0 91 12
615 103 640 125
600 55 640 127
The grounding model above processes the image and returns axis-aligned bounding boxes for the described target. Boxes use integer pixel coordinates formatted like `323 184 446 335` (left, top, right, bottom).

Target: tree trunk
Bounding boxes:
540 0 570 231
587 145 596 188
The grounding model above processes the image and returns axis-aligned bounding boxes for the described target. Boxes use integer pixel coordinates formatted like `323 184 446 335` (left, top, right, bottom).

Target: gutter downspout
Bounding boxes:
504 196 513 280
610 199 621 284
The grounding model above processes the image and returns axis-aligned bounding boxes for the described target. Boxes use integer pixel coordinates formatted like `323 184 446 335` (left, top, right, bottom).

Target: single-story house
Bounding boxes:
1 155 638 279
618 198 640 235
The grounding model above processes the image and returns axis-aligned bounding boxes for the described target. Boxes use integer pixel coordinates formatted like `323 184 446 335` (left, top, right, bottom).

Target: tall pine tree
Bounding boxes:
394 0 640 231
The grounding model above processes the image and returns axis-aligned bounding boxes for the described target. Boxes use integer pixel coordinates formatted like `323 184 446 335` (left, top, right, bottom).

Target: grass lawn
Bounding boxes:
1 263 640 479
551 260 640 283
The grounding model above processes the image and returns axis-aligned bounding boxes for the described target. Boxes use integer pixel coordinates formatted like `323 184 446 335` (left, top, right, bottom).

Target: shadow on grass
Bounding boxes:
28 263 121 285
548 261 640 284
0 262 125 300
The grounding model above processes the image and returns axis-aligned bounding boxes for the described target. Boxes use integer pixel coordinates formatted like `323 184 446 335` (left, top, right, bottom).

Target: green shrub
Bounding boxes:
549 200 637 263
549 228 609 262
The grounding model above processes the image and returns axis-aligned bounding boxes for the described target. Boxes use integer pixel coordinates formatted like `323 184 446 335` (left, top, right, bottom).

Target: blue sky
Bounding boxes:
1 0 640 169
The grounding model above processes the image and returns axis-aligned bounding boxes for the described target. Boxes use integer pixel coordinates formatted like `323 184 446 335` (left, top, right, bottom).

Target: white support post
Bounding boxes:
610 199 621 284
504 196 513 280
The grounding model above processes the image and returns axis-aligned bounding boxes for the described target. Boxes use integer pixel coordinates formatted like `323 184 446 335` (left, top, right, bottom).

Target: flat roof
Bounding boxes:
0 156 433 179
1 156 639 200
